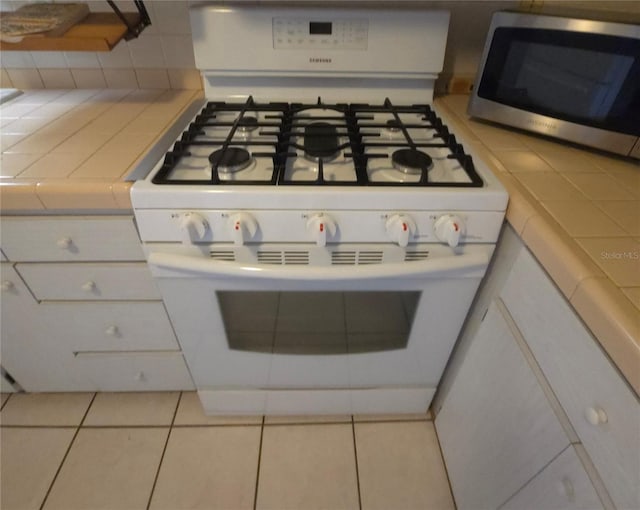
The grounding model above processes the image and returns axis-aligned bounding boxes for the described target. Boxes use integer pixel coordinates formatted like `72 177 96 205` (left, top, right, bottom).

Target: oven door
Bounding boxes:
148 246 491 414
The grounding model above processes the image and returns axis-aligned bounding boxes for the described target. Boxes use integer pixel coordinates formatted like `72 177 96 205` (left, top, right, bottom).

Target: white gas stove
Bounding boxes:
131 5 508 415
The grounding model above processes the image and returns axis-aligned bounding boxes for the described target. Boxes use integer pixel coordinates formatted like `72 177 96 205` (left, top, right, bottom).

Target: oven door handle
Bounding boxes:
147 250 490 281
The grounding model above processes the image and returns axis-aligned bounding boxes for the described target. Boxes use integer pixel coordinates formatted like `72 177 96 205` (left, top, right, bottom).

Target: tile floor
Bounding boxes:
0 391 455 510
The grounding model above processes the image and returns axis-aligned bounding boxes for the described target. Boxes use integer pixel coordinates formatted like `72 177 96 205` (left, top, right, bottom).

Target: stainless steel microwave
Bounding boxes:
468 11 640 159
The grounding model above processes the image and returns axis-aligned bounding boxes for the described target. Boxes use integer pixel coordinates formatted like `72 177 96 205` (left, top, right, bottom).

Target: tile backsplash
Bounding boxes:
0 0 201 90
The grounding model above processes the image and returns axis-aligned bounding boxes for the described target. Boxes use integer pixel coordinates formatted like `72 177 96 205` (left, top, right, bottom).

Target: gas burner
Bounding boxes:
391 149 433 175
209 147 253 174
237 116 259 133
385 119 402 132
303 122 340 162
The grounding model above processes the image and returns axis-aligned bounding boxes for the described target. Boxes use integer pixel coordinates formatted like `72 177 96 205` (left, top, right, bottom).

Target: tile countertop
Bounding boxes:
0 88 203 211
435 95 640 397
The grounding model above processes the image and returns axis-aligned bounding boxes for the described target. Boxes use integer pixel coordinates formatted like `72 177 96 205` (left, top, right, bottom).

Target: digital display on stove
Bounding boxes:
310 22 332 35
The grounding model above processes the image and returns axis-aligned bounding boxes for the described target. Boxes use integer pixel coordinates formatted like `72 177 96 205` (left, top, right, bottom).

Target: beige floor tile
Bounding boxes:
355 421 454 510
1 393 10 407
256 424 359 510
0 427 76 510
149 426 261 510
575 237 640 287
174 392 263 426
353 411 430 422
541 200 627 238
265 414 351 425
43 427 168 510
83 392 180 426
0 392 94 426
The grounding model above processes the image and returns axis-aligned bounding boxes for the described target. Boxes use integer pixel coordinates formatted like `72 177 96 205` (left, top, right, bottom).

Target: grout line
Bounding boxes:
146 391 183 510
432 419 457 510
252 415 266 510
39 392 97 510
351 416 363 510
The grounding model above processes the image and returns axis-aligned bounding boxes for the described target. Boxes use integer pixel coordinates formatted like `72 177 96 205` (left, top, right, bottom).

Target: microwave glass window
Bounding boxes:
217 291 420 355
478 28 640 134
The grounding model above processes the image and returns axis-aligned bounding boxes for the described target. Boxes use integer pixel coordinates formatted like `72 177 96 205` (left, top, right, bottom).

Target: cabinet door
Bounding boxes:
435 301 569 510
0 263 39 387
501 248 640 510
502 446 603 510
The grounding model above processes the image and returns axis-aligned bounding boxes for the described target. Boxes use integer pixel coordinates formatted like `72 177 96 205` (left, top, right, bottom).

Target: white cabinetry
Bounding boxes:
436 225 639 510
0 216 194 392
436 301 570 509
502 446 603 510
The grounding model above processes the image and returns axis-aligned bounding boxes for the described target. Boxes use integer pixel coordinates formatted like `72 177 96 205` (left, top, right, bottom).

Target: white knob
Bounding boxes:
82 281 96 292
556 477 575 501
1 280 14 291
135 371 146 382
386 214 416 247
585 406 608 426
179 212 209 244
105 325 120 337
434 214 465 248
57 237 72 249
229 213 258 246
306 213 337 247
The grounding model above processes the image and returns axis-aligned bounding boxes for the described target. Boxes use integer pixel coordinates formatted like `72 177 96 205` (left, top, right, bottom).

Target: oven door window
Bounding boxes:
217 291 420 355
477 27 640 135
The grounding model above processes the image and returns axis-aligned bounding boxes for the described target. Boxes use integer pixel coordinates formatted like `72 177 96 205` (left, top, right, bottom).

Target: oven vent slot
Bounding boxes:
357 251 384 265
284 251 310 265
210 250 236 262
332 251 357 265
258 251 284 265
405 250 430 262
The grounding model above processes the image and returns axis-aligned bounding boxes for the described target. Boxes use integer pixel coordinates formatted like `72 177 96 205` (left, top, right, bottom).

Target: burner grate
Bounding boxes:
152 96 483 187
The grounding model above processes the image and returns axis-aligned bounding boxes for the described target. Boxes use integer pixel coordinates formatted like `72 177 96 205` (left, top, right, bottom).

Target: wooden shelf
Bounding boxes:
0 12 141 52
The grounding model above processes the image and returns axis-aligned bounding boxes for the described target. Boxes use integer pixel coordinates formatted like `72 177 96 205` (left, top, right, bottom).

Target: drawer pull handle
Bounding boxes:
1 280 14 291
585 406 608 426
82 281 96 292
105 325 120 337
135 371 146 382
57 237 72 249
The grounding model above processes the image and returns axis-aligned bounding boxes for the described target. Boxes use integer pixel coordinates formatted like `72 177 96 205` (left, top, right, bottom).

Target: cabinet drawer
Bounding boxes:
0 217 144 262
501 248 640 510
39 302 178 352
502 446 603 510
74 352 194 391
16 263 160 301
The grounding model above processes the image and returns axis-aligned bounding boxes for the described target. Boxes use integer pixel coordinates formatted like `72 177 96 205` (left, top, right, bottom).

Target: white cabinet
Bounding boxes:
502 446 603 510
501 248 640 510
0 216 194 392
435 225 636 510
436 301 570 509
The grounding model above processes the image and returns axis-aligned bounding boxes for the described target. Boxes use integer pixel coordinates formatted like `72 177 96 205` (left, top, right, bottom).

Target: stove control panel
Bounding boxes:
273 18 368 50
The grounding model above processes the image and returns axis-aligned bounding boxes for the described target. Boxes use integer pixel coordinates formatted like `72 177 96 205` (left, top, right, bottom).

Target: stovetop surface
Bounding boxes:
151 97 483 188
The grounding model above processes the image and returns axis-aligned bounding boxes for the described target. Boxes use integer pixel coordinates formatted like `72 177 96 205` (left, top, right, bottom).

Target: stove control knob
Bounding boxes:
307 213 337 247
434 214 465 248
229 213 258 246
386 214 416 247
179 212 209 244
